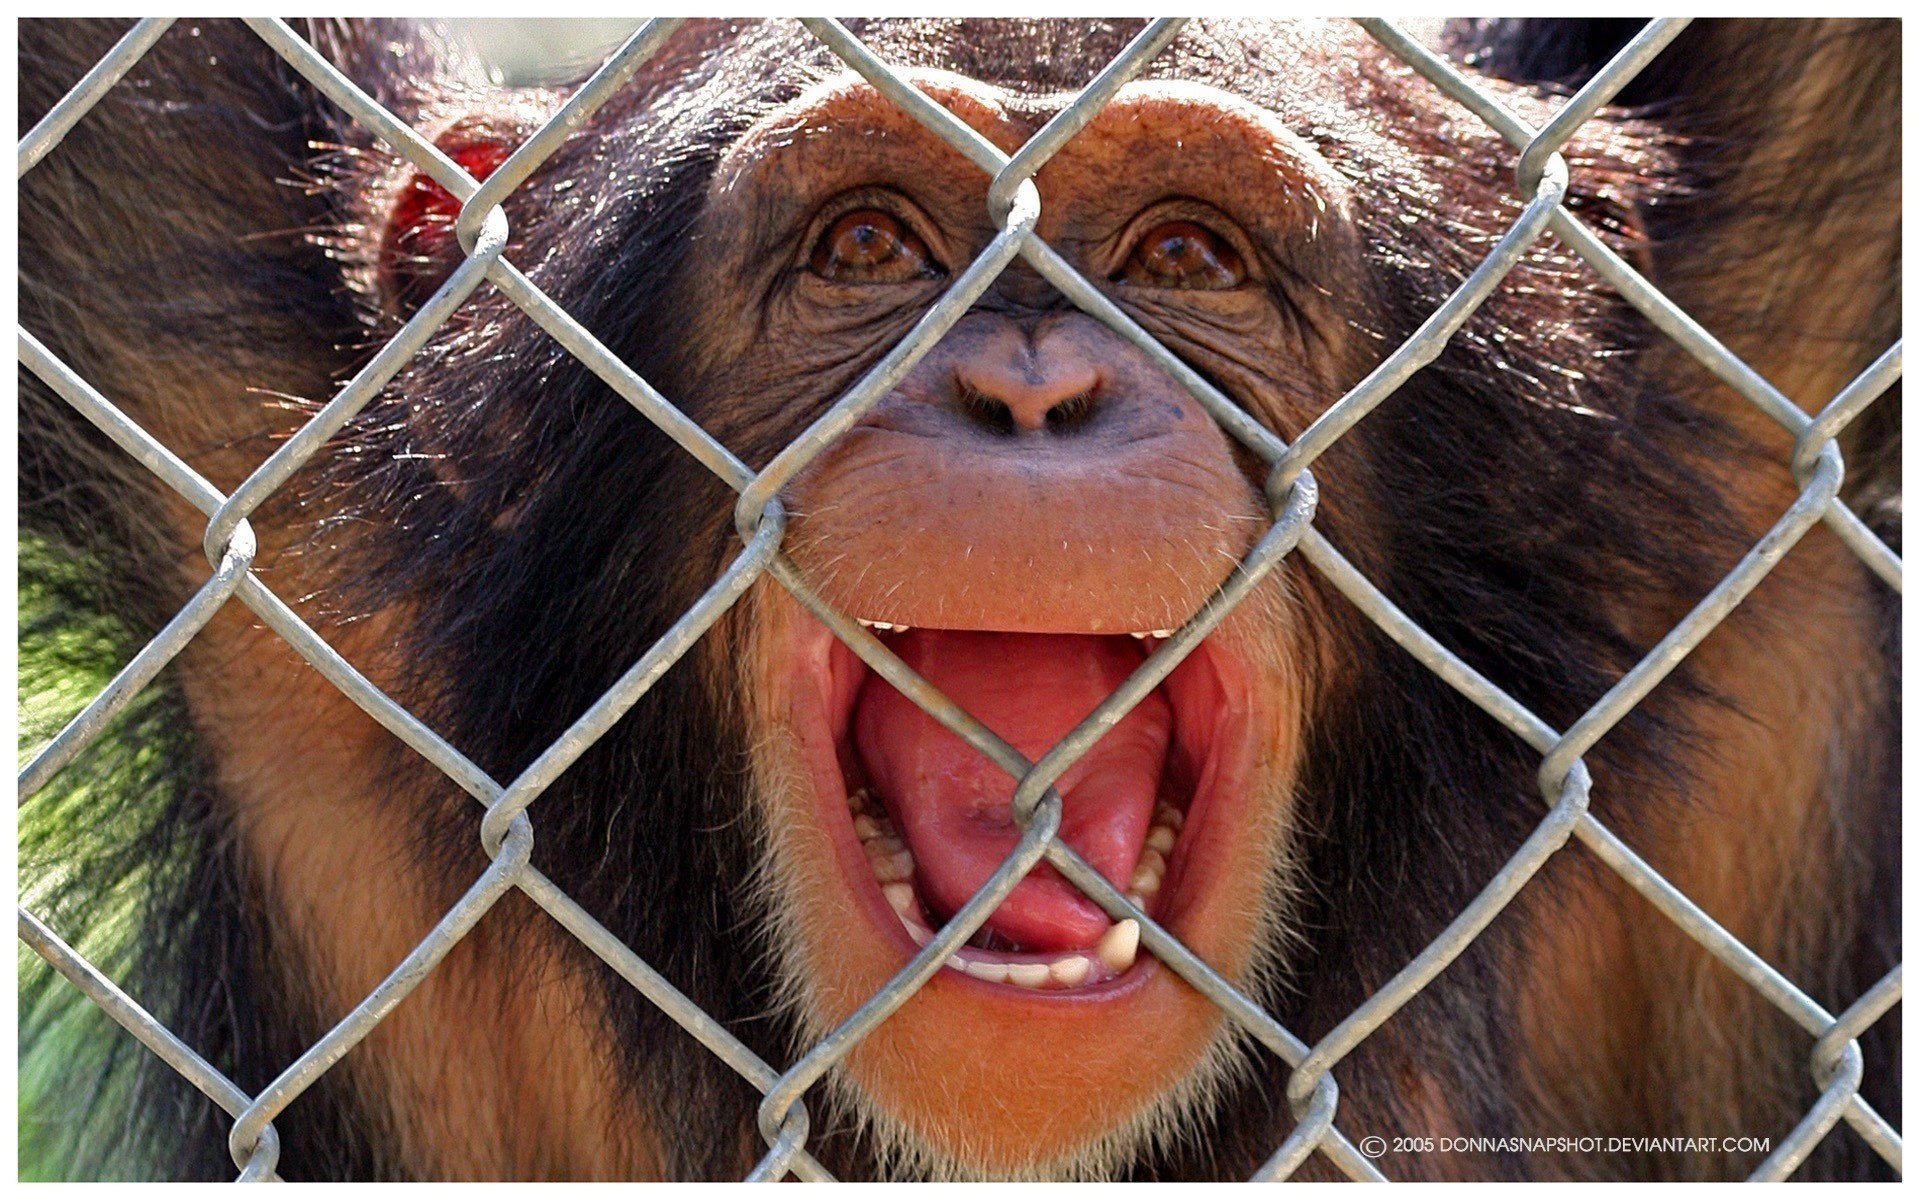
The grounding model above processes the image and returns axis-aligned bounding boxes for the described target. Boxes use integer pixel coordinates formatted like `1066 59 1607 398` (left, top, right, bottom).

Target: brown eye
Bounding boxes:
809 209 940 283
1119 221 1246 290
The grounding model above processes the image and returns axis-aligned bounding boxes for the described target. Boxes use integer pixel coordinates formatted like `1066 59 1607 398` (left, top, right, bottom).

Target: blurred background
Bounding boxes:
455 18 644 84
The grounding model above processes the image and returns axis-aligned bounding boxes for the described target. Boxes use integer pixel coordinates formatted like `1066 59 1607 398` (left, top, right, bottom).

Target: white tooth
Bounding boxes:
1125 891 1146 909
964 959 1011 984
1006 962 1051 988
852 814 880 841
894 625 911 633
1131 849 1166 894
1150 628 1175 639
1147 825 1177 854
1129 631 1150 639
947 954 969 972
870 849 914 883
872 621 894 631
1097 919 1140 973
857 618 876 628
905 921 932 946
882 883 916 914
1156 802 1184 828
1049 955 1092 987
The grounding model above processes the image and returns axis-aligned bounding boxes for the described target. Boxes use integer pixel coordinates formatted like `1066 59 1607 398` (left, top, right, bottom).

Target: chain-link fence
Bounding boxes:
15 16 1903 1182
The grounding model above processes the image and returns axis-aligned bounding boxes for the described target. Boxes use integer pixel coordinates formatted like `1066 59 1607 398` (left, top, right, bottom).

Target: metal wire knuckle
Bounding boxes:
233 1124 282 1182
1256 1074 1341 1181
456 199 512 259
480 806 537 864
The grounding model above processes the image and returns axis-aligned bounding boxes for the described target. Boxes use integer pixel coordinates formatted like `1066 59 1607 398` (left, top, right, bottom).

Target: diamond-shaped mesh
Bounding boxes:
16 17 1902 1182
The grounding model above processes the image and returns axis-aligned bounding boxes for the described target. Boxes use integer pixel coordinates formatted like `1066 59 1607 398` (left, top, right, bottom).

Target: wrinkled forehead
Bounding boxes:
709 69 1026 203
709 66 1353 230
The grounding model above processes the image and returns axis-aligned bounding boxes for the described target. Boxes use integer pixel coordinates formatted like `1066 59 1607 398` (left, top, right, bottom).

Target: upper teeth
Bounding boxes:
1126 800 1181 908
858 618 1169 639
847 788 1179 990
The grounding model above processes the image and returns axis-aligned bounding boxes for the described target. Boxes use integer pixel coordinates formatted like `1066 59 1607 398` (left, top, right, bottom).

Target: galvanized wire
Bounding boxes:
16 16 1902 1183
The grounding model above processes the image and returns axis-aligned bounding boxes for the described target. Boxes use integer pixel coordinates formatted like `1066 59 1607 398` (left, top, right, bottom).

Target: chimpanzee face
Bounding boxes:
578 29 1585 1169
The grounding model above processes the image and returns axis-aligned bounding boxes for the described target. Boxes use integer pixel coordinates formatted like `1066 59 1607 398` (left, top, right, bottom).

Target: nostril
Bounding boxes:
957 384 1018 436
955 383 1102 436
1044 390 1098 432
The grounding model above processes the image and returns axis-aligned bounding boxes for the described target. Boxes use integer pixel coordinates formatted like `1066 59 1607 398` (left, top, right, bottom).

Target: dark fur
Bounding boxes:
19 18 1898 1180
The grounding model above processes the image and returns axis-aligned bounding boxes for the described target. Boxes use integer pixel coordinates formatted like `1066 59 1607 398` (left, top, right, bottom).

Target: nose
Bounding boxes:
784 306 1261 636
951 320 1103 434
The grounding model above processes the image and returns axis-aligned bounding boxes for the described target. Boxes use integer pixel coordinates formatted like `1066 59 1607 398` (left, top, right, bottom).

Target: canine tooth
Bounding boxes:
857 618 876 627
1005 962 1051 988
893 625 911 633
1129 631 1150 639
964 959 1011 984
1097 919 1140 973
1049 955 1092 987
882 883 916 914
1147 825 1177 854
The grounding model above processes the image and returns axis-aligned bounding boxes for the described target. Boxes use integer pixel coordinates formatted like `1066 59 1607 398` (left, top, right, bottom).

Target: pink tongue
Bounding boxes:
854 630 1170 952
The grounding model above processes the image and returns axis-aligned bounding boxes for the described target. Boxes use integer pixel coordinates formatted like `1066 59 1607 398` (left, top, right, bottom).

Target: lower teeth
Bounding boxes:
847 789 1176 988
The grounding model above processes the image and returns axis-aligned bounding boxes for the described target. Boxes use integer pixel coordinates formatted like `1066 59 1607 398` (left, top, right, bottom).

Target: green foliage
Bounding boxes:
18 534 168 1181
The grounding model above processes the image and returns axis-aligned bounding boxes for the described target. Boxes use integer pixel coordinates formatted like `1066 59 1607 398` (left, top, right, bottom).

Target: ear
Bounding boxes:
377 117 523 316
371 21 753 318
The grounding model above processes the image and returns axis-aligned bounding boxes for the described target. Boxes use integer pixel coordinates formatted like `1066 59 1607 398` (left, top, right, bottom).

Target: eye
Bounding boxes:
808 209 941 283
1118 220 1246 290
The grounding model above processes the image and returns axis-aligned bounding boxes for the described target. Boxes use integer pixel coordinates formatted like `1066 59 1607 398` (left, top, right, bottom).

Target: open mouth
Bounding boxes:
790 619 1253 998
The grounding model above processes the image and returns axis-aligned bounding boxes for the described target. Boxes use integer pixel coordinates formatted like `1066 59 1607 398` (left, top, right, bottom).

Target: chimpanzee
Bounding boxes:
18 17 1899 1181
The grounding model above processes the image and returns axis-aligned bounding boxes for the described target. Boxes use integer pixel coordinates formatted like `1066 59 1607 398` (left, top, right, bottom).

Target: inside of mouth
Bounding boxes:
824 628 1226 989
